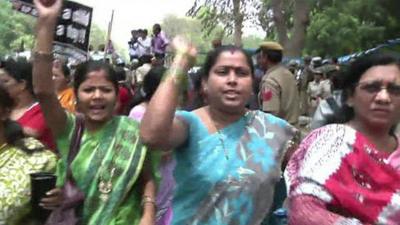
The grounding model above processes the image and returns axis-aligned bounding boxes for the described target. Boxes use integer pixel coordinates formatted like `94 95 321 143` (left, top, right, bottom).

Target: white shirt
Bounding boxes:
137 37 152 57
135 63 152 83
307 80 324 98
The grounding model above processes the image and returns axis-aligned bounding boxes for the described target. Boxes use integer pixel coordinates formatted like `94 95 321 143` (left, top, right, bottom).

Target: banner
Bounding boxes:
10 0 93 63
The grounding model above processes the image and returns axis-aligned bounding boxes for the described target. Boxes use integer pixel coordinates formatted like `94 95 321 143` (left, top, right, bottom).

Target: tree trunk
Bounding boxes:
285 0 310 56
269 0 311 57
233 0 243 47
270 0 288 46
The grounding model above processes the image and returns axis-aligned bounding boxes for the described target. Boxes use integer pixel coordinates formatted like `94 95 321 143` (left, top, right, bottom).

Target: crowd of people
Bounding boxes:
1 0 400 225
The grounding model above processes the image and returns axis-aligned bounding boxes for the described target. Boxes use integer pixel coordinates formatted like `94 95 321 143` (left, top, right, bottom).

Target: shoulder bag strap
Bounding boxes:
66 114 85 180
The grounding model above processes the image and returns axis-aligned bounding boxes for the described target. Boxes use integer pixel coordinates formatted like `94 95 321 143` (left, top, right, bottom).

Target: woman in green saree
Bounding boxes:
31 0 155 225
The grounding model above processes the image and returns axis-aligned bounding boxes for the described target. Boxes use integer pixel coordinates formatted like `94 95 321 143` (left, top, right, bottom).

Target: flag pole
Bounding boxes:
104 9 114 61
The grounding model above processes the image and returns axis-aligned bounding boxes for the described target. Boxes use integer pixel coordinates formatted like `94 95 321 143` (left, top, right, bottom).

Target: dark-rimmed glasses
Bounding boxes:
356 81 400 96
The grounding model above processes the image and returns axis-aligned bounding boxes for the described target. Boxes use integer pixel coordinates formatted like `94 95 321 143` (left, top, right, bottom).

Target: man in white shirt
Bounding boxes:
137 29 152 57
128 30 139 62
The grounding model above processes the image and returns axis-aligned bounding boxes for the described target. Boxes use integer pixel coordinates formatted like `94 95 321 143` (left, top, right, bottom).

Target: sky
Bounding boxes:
75 0 264 50
75 0 197 48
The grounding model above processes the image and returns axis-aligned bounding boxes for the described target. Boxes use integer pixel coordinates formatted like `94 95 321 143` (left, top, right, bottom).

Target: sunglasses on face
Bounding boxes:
356 81 400 96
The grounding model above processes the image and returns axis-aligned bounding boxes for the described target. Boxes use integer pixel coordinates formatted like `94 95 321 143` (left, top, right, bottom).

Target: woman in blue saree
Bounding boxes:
140 37 299 225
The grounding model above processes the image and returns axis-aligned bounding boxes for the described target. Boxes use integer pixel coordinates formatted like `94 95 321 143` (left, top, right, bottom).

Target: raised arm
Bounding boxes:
32 0 67 137
140 37 196 150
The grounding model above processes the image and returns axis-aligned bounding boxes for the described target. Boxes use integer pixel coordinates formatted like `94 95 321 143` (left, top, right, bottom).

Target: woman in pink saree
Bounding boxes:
285 53 400 225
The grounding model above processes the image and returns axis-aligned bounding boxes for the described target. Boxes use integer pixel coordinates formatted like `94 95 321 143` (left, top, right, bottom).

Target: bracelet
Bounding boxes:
141 195 156 207
162 66 188 92
175 52 196 67
32 51 54 62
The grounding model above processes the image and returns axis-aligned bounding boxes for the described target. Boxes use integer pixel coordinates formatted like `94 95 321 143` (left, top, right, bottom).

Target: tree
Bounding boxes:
187 0 261 47
161 15 263 65
259 0 312 57
0 1 35 57
305 0 399 57
89 24 107 51
259 0 400 57
161 14 221 54
162 14 264 51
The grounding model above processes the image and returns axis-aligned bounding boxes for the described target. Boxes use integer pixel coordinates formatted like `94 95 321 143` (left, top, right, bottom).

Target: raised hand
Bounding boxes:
171 36 197 68
172 36 197 57
33 0 62 22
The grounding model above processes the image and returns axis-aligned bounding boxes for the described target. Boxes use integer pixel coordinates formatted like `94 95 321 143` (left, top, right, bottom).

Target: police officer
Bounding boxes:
258 42 300 126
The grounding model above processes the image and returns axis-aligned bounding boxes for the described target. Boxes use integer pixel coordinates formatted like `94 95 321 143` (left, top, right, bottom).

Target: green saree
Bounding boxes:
56 113 147 225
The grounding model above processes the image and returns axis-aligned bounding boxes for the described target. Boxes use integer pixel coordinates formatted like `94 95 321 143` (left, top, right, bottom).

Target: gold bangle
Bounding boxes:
141 195 156 207
175 52 196 67
33 51 53 62
162 66 189 94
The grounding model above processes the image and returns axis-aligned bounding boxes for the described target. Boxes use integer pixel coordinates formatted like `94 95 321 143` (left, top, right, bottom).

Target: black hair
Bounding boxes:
0 85 24 145
201 45 255 80
0 58 34 95
130 66 165 107
185 68 206 110
114 67 126 82
73 61 119 95
98 44 105 51
139 55 153 65
338 53 400 123
153 24 161 33
262 49 283 63
61 64 71 79
329 70 345 90
304 56 312 64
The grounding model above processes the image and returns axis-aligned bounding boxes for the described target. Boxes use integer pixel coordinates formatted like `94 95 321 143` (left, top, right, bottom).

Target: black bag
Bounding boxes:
325 96 341 124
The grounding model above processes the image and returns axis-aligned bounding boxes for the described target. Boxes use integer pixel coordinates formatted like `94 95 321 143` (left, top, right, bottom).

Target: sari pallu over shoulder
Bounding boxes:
285 124 400 225
168 110 297 225
56 114 147 225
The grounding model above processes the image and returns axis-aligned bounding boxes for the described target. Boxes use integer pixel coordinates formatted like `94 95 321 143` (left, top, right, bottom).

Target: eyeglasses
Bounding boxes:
356 81 400 96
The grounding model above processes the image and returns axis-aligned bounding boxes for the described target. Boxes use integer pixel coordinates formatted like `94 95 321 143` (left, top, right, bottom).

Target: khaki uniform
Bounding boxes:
259 64 300 125
298 66 313 115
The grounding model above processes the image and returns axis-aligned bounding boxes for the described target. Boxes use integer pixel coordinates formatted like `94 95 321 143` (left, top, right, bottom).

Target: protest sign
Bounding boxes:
10 0 92 63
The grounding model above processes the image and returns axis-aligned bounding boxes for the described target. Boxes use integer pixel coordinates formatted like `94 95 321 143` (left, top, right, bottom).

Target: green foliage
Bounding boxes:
260 0 400 57
304 0 394 57
161 14 263 65
162 15 263 50
0 1 35 57
162 14 222 54
89 24 107 50
187 0 261 45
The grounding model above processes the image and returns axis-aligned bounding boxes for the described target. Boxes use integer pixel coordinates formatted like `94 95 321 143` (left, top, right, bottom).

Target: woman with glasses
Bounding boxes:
286 53 400 224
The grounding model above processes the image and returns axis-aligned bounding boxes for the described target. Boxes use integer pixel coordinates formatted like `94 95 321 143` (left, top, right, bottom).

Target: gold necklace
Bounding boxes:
99 167 116 202
97 129 126 202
